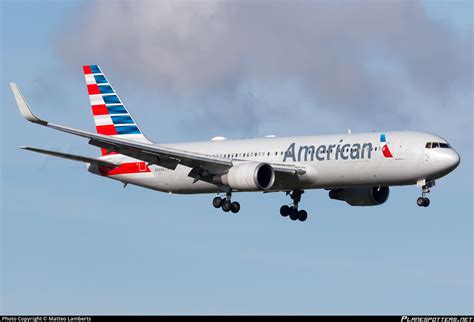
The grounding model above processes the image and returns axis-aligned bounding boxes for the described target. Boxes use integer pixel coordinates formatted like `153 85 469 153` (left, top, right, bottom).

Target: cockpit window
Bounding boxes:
425 142 451 149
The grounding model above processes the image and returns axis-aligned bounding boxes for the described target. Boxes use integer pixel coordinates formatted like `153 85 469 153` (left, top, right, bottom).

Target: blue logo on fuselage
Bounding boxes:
283 141 373 162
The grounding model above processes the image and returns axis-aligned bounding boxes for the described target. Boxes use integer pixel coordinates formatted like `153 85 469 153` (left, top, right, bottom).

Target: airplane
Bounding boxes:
10 65 461 222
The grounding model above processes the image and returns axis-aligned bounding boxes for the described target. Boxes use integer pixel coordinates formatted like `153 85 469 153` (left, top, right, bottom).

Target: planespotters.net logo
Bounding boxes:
401 317 474 322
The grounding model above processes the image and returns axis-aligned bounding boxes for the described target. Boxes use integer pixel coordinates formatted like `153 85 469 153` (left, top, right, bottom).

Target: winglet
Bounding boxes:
10 83 47 125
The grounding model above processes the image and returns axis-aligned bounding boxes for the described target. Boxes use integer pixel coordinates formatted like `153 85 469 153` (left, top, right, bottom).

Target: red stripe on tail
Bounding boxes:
87 84 100 95
96 125 117 135
83 65 92 74
91 104 109 116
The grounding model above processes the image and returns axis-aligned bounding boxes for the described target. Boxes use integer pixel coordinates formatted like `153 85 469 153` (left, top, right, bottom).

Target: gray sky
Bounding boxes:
55 0 472 138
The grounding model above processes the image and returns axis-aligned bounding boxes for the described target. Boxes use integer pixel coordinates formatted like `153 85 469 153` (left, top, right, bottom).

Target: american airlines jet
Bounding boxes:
11 65 460 222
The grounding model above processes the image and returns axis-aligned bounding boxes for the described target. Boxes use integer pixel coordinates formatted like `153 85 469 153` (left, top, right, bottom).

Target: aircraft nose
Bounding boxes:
444 149 461 172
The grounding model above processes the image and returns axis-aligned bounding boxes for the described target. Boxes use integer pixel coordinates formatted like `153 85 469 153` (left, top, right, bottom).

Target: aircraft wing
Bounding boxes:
11 83 305 177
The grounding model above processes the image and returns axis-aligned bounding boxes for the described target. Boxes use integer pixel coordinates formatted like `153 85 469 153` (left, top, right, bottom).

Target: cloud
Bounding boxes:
55 0 472 138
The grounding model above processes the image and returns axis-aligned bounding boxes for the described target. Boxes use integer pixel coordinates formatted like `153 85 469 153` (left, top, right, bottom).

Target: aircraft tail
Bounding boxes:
83 65 151 155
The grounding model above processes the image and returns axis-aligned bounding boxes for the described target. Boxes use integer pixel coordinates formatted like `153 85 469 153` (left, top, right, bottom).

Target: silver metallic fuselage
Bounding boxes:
95 131 460 194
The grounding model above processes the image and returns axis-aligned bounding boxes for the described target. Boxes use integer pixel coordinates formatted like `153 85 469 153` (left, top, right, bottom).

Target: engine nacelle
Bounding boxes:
216 162 275 191
329 186 390 206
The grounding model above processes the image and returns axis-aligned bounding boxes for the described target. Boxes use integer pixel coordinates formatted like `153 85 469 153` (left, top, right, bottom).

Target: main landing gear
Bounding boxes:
417 180 435 207
280 189 308 222
212 192 240 213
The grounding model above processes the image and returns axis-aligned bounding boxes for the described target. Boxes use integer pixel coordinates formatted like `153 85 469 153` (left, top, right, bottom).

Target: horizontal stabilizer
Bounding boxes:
19 146 119 167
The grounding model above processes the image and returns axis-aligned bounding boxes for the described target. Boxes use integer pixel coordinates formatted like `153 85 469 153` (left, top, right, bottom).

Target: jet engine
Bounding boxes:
215 162 275 191
329 186 389 206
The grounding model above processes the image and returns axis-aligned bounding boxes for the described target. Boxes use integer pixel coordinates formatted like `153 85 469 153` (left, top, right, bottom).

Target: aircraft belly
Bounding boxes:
97 153 422 194
147 164 219 194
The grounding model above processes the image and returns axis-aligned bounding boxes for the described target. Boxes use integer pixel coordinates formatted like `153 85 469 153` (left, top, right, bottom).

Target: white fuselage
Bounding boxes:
90 131 460 194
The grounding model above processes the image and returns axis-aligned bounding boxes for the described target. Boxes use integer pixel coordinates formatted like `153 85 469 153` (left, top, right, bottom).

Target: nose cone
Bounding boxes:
443 150 461 173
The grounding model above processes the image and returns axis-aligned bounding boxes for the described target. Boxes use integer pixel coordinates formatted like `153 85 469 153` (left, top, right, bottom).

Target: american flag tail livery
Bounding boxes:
83 65 151 155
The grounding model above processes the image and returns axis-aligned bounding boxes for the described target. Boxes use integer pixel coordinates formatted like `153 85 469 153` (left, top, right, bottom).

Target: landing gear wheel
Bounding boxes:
280 205 290 217
417 180 435 208
213 197 223 208
298 210 308 222
222 199 232 212
417 197 430 207
230 201 240 213
423 198 430 207
289 208 299 221
417 197 425 207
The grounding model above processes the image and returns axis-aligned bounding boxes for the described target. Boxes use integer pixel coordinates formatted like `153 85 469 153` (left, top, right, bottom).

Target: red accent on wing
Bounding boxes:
99 162 151 176
96 125 117 135
83 65 92 74
91 104 109 116
382 145 393 158
87 84 100 95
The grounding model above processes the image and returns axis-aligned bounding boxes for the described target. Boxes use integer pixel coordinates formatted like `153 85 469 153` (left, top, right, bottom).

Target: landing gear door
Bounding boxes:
394 140 407 160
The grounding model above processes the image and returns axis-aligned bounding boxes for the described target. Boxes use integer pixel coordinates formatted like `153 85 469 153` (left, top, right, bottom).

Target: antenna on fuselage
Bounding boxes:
347 129 352 134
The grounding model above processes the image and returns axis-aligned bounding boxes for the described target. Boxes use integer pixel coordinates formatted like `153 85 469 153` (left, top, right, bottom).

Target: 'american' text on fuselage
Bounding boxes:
283 142 374 162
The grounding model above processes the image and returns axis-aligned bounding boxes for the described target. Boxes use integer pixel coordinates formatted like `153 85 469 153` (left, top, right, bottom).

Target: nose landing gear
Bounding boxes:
212 192 240 213
417 180 435 207
280 190 308 222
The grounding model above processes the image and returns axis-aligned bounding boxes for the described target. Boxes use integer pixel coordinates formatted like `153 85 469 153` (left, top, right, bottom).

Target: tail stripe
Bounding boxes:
111 115 134 124
82 65 150 155
115 125 141 135
103 95 121 104
98 85 114 94
93 115 113 126
87 84 101 95
106 105 127 114
96 124 117 135
83 65 101 75
94 75 108 84
91 105 109 116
